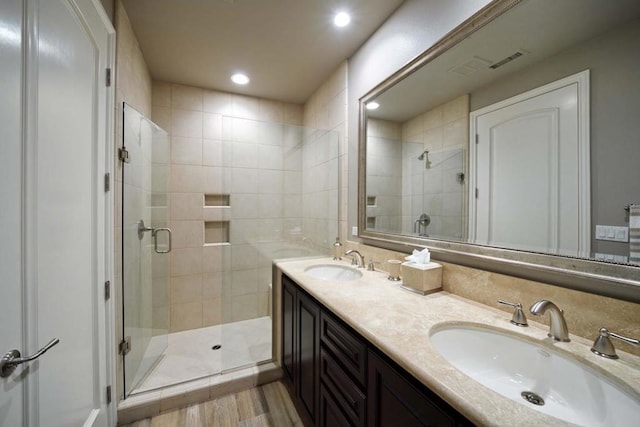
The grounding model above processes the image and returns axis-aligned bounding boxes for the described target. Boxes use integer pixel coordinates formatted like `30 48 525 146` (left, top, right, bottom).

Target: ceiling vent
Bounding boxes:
449 56 493 76
489 49 528 70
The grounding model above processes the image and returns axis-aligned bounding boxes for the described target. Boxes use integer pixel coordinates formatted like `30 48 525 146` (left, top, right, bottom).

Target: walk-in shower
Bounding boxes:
120 102 339 398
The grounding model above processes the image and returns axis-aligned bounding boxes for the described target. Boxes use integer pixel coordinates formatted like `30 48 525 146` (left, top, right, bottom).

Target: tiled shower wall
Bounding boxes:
366 118 402 233
401 94 469 239
151 83 306 332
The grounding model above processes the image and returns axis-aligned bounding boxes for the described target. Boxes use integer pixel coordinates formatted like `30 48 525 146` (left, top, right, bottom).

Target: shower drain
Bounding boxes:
521 391 545 406
211 345 221 350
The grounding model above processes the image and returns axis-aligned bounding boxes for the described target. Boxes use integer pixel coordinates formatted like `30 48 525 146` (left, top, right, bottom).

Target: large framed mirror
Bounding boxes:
358 0 640 301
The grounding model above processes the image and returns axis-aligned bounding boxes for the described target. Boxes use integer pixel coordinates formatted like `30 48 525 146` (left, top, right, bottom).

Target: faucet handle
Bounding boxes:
367 260 380 271
591 328 640 359
497 300 528 327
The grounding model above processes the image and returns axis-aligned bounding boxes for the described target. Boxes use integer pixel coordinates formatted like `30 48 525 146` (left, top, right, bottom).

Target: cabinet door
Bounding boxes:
298 291 321 425
367 351 455 427
282 276 297 384
320 384 353 427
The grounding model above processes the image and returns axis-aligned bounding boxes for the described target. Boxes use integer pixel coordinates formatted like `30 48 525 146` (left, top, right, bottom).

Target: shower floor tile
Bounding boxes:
131 316 272 395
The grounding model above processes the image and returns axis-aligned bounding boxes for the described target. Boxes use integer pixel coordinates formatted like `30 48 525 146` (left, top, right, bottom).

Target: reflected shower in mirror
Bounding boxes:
362 0 640 266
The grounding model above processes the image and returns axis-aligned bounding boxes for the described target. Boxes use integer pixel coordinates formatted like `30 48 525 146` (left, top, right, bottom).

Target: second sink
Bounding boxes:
304 264 363 281
429 324 640 426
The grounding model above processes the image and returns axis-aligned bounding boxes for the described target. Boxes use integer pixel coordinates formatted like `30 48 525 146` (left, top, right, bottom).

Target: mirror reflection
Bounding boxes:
363 0 640 265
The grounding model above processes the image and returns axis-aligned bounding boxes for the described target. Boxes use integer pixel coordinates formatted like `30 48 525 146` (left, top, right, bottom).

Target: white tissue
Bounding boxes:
404 248 430 265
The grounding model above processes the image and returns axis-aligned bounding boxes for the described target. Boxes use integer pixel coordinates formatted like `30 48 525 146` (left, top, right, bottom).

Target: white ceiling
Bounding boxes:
369 0 640 122
122 0 405 104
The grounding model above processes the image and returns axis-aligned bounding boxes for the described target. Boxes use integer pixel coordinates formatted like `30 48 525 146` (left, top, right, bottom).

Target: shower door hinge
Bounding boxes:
475 134 479 144
118 147 130 163
106 385 112 404
104 173 110 192
476 188 479 198
106 68 112 87
104 280 111 300
119 336 131 356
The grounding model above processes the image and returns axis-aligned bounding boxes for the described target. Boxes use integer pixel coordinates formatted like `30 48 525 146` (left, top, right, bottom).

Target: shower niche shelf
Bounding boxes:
204 194 230 207
204 221 230 245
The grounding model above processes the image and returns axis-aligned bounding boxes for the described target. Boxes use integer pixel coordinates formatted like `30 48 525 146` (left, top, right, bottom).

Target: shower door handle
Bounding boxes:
137 219 171 254
152 228 171 254
1 338 60 377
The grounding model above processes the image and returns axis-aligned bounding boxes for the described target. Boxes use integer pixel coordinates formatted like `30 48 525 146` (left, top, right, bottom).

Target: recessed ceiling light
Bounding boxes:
231 73 250 85
333 12 351 27
366 101 380 110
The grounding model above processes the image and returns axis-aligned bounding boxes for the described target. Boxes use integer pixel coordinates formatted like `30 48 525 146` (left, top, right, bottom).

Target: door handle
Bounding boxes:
137 219 172 254
152 228 171 254
1 338 60 377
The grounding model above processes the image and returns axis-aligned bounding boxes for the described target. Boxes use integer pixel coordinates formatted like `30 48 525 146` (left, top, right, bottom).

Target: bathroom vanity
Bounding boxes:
275 258 640 427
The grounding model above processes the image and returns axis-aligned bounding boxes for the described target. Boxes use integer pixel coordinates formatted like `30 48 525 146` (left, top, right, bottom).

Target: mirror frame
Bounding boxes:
358 0 640 303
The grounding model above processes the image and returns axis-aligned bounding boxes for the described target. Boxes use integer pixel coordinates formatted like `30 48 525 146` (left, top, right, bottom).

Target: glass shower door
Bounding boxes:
122 103 170 396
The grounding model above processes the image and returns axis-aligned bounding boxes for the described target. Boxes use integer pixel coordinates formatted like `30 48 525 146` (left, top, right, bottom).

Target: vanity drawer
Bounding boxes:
320 347 366 427
320 311 368 386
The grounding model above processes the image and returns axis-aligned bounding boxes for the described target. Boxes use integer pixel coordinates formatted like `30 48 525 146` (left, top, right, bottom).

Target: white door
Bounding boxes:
0 1 115 426
470 71 590 257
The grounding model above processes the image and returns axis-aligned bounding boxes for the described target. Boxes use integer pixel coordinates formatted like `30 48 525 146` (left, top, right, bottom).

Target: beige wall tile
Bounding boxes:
170 220 204 248
422 127 443 151
203 113 223 140
202 245 229 274
231 294 258 322
443 117 468 148
171 137 202 165
203 90 233 115
170 274 203 304
172 109 203 139
259 99 284 123
232 95 260 120
203 272 223 298
202 297 222 326
423 106 444 131
170 165 203 193
151 106 171 133
171 301 203 332
172 84 203 111
443 94 469 124
152 81 171 108
170 247 203 277
170 193 203 220
283 103 303 126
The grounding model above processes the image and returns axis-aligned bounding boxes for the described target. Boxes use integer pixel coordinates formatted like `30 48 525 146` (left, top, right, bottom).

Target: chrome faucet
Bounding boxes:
345 249 365 268
529 300 570 342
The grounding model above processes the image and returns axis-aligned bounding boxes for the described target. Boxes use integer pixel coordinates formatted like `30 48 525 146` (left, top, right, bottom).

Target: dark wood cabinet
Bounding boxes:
368 350 457 427
282 276 296 383
281 275 321 426
281 274 469 427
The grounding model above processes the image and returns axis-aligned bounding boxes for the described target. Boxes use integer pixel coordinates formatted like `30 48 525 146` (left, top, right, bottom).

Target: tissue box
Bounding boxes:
401 261 442 295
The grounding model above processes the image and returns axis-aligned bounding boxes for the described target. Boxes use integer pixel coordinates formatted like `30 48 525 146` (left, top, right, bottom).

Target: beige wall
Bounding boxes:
151 82 305 332
400 94 469 239
113 0 153 401
303 62 349 241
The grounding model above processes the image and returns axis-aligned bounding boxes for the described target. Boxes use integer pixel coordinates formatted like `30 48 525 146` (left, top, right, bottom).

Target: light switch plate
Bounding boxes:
595 225 629 242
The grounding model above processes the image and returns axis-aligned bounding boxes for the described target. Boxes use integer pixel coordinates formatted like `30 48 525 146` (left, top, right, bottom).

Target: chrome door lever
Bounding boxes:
1 338 60 377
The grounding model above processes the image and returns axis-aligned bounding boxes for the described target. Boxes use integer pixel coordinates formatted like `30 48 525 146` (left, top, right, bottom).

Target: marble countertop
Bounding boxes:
275 257 640 427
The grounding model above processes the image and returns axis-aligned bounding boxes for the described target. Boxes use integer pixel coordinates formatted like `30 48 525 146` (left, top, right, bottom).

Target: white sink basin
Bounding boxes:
304 264 362 281
430 325 640 426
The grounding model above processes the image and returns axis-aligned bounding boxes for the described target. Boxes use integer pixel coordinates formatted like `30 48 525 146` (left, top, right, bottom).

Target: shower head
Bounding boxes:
418 150 428 160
